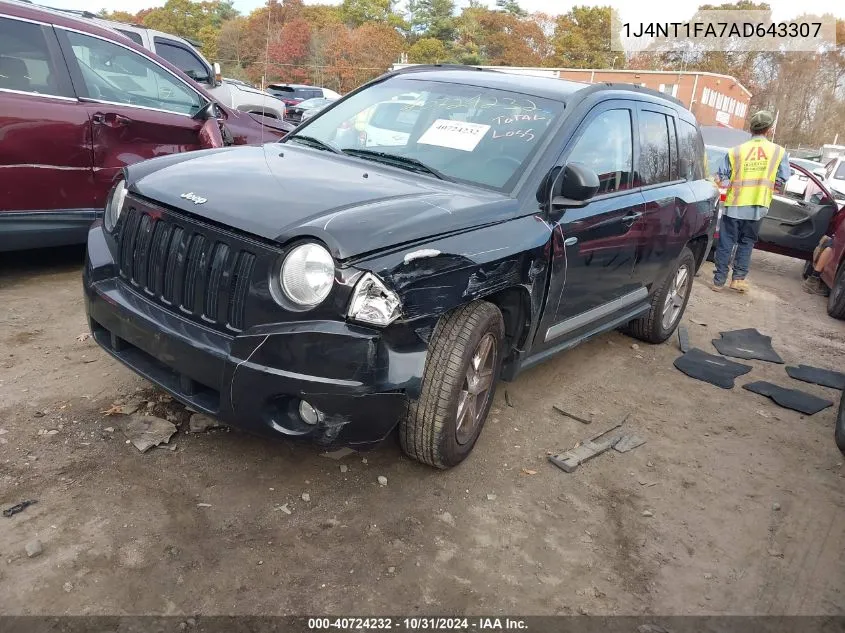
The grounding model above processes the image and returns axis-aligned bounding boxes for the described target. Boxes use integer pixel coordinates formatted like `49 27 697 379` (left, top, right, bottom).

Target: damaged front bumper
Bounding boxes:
83 223 427 448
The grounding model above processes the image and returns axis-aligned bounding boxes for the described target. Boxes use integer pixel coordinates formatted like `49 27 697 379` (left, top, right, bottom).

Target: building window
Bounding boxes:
715 93 724 109
672 84 678 97
658 83 677 97
708 91 717 107
701 87 711 106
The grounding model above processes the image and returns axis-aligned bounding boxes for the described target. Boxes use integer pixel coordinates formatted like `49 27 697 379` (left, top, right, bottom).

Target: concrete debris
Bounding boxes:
275 504 292 515
377 476 388 486
362 458 368 464
486 494 497 501
188 413 223 433
387 566 396 574
104 427 114 433
521 468 538 475
3 499 38 518
614 434 647 453
321 448 355 460
120 415 177 453
25 540 44 558
339 465 348 473
75 333 90 342
301 493 311 502
63 582 73 593
549 435 621 473
678 324 690 353
772 502 781 511
642 510 654 517
196 503 212 508
438 511 455 527
631 343 640 350
552 405 592 424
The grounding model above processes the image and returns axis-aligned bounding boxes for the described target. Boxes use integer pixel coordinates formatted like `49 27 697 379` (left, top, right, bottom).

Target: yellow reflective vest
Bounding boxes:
725 137 786 208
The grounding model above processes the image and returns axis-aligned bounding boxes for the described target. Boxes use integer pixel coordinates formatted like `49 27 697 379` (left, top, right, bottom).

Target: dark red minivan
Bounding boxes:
0 0 290 252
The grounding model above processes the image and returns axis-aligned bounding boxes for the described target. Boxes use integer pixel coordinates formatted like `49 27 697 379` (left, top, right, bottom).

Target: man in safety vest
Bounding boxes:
712 111 790 292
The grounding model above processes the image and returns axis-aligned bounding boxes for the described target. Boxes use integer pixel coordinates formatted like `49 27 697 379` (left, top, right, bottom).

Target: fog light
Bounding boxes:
298 400 322 425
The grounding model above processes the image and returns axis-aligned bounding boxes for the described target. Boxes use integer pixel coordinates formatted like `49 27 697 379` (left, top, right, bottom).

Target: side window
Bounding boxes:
65 31 204 116
116 29 143 46
566 108 634 195
677 119 705 181
637 110 671 186
154 39 210 83
0 17 72 97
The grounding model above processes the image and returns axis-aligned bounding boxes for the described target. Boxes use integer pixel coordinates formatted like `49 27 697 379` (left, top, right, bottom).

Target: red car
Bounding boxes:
821 199 845 319
0 0 291 252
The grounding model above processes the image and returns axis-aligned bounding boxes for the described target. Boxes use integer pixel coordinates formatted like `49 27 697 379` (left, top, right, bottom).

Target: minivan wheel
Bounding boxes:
827 263 845 320
835 392 845 455
400 301 504 469
624 246 695 344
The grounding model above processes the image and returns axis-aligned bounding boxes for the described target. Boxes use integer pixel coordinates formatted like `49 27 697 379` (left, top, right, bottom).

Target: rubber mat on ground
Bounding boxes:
785 364 845 390
712 328 784 364
674 348 753 389
742 381 834 415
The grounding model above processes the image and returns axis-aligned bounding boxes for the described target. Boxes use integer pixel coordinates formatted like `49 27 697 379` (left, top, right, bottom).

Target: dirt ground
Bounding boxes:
1 246 843 616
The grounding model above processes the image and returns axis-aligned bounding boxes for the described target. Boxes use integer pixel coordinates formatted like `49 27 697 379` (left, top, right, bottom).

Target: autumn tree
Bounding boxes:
97 9 139 23
266 17 313 83
340 0 405 29
496 0 527 18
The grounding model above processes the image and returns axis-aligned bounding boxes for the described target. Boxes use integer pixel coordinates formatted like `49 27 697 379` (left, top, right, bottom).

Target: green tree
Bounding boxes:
97 9 138 23
340 0 406 29
553 6 617 68
496 0 527 18
408 0 456 41
408 37 449 63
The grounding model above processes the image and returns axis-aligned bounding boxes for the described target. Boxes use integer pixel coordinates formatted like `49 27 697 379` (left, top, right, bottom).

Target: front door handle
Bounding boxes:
92 112 131 128
622 212 643 223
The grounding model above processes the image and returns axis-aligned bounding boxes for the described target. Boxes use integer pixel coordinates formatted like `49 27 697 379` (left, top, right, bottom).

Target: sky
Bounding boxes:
43 0 845 21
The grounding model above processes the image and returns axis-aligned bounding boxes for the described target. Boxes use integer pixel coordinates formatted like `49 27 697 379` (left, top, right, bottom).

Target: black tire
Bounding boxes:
400 301 504 469
827 263 845 320
624 246 696 344
835 392 845 455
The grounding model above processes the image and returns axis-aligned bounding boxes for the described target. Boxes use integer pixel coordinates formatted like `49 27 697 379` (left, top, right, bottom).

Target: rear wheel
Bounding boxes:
828 263 845 320
624 247 695 344
400 301 504 469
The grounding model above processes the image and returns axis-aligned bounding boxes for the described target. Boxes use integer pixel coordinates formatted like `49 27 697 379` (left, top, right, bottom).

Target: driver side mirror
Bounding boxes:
213 62 222 87
552 163 600 209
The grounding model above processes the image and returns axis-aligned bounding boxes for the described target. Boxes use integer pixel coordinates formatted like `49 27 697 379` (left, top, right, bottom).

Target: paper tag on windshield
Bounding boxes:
418 119 490 152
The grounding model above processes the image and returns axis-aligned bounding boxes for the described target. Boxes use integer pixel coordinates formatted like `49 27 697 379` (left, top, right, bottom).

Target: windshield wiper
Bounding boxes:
342 149 452 181
287 135 341 154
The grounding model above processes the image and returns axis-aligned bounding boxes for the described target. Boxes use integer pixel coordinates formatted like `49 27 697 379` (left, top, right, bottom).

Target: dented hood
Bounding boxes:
128 144 517 260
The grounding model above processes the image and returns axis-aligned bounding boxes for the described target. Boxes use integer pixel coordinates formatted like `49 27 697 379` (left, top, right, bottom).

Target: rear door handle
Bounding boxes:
622 212 643 223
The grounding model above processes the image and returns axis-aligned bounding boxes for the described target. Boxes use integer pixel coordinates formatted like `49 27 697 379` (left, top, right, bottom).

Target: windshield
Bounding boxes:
705 146 727 178
299 98 332 109
287 78 564 191
792 158 822 171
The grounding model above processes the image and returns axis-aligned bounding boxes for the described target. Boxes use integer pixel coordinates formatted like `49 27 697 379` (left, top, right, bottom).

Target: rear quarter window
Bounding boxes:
678 120 706 181
116 29 143 46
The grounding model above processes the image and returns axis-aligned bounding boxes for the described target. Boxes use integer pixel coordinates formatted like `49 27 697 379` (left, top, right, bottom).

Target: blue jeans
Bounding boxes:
713 215 763 286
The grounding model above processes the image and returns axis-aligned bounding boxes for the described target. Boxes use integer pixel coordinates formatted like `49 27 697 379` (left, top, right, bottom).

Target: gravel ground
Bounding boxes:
0 246 843 615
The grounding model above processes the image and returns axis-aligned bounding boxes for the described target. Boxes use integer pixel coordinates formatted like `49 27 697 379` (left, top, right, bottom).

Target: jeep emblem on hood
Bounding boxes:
180 192 207 205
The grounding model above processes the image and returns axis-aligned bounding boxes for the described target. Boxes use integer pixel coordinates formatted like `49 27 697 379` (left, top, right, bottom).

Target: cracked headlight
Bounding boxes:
104 180 127 232
348 273 401 326
280 242 335 307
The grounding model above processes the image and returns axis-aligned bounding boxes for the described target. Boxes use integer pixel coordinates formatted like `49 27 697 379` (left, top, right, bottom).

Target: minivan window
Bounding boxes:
678 119 706 181
566 109 634 195
638 110 671 186
116 29 143 46
293 78 564 191
0 17 72 98
154 39 210 83
65 31 204 116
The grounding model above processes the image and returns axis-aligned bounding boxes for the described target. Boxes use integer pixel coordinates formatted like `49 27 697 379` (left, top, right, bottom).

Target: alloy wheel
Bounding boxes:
455 333 496 445
662 264 691 330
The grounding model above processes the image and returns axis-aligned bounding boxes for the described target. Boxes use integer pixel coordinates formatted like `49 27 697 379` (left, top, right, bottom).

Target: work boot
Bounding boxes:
711 281 725 292
802 275 827 296
730 279 750 293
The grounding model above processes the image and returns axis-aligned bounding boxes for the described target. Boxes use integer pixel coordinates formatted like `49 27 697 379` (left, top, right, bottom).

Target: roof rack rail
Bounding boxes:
391 64 500 75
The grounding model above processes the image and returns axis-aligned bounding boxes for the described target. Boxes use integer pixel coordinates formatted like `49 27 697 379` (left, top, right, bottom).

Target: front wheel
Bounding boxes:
400 301 504 469
624 246 695 344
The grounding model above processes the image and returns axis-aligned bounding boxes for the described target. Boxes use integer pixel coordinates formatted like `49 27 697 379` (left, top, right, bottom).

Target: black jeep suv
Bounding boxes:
84 66 717 468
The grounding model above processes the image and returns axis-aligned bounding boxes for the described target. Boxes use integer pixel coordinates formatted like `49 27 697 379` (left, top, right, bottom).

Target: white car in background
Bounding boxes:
820 156 845 207
785 157 826 197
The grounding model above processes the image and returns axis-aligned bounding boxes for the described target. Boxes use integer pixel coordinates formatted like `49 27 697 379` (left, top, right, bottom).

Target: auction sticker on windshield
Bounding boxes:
418 119 491 152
